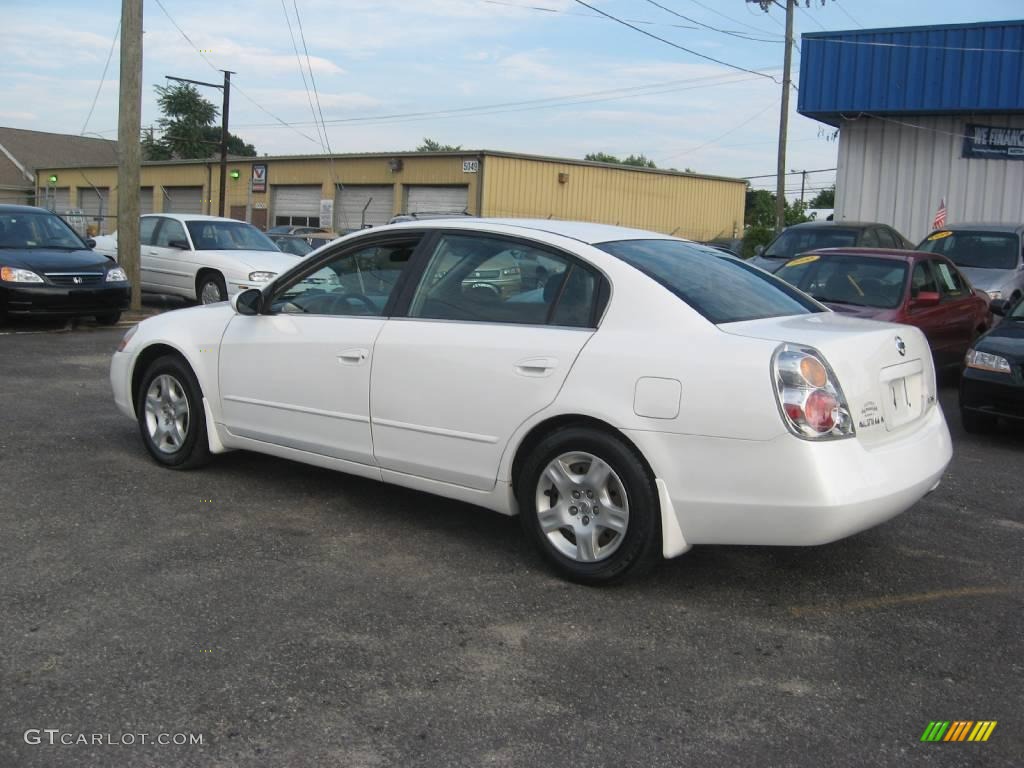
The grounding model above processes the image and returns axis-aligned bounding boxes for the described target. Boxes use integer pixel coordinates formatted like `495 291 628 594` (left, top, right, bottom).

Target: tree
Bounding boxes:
742 186 810 257
584 152 657 168
417 138 463 152
808 186 835 208
142 83 256 161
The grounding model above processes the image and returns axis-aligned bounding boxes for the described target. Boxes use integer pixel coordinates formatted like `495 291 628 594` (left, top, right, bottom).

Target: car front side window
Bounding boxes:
407 234 595 327
268 239 418 317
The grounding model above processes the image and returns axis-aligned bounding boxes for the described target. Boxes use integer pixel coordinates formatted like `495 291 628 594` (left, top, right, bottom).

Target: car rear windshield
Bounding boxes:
185 220 278 251
776 253 908 309
0 210 86 250
597 239 822 324
764 227 860 260
916 230 1020 270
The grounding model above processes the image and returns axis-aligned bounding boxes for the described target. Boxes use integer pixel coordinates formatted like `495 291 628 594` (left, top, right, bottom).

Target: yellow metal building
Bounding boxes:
37 150 745 240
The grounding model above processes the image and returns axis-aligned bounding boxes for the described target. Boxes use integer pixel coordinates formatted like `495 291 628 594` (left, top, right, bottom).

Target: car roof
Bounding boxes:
142 213 245 223
801 247 923 262
0 204 55 214
929 222 1024 234
784 220 881 230
384 217 677 245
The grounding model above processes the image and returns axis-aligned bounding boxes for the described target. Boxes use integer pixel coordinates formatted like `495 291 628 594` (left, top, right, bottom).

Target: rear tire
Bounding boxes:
95 311 121 325
961 408 996 435
517 426 661 585
197 272 227 305
136 355 211 469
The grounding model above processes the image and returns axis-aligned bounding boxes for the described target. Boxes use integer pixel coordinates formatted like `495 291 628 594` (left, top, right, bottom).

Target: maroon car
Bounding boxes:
775 248 992 367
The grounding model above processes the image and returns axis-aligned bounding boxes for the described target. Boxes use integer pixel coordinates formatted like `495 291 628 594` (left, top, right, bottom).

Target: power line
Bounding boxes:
744 167 837 179
658 100 779 164
569 0 782 83
152 0 320 146
81 20 121 135
481 0 701 30
281 0 326 151
641 0 784 43
684 0 783 37
833 0 863 28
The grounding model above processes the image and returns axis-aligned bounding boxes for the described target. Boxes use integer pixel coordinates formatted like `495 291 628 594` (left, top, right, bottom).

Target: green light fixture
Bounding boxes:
48 174 58 184
230 169 240 180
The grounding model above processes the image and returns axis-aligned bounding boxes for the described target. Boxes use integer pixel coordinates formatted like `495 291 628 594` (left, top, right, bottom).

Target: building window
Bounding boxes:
274 215 320 228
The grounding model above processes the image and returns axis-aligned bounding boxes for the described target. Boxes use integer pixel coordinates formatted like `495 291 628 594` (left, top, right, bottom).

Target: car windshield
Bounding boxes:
916 230 1020 270
776 253 908 309
598 239 822 324
185 220 278 251
764 227 860 260
0 210 86 249
273 237 314 256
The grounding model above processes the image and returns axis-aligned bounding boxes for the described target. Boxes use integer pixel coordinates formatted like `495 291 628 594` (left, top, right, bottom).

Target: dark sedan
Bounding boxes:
776 248 992 368
0 205 129 324
749 221 914 273
960 297 1024 432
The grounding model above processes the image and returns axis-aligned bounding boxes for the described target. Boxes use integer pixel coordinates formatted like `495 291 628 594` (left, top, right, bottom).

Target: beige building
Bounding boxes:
37 150 745 240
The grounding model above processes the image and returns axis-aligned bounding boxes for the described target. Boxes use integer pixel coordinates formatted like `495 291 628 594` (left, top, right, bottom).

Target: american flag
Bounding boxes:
932 198 947 230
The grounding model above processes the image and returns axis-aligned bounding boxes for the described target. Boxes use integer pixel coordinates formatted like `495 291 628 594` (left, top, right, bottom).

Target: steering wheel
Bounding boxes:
325 291 378 316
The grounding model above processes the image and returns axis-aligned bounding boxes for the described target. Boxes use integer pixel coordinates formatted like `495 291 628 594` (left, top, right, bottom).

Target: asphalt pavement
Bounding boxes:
1 318 1021 767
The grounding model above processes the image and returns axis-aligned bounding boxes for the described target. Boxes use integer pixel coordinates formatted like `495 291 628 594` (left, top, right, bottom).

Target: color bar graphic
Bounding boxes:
921 721 997 742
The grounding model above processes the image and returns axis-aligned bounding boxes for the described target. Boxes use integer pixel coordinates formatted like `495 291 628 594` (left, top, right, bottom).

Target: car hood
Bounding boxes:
958 266 1013 293
200 249 301 272
0 247 113 271
974 318 1024 361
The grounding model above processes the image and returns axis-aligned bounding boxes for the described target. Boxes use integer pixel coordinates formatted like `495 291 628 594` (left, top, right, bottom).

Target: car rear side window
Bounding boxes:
598 239 821 324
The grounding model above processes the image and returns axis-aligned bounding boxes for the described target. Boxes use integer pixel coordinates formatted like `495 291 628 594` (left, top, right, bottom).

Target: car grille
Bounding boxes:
45 272 104 286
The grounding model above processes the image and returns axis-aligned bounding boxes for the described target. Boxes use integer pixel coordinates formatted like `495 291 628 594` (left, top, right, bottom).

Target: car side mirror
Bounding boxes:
754 244 765 256
232 288 263 316
989 298 1007 316
85 238 96 249
168 239 189 250
912 290 940 307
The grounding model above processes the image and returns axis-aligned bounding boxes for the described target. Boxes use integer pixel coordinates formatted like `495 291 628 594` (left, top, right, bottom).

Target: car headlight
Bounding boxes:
106 266 128 282
0 266 44 283
965 348 1012 374
248 271 276 282
987 290 1002 300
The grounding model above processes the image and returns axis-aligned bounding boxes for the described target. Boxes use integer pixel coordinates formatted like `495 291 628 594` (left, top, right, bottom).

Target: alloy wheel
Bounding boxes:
144 374 191 454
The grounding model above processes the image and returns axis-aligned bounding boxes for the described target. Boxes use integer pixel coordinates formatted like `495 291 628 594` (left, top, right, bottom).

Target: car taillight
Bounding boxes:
772 344 854 440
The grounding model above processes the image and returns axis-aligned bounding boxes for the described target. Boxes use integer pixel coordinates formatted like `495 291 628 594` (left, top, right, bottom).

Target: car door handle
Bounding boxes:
337 348 369 364
515 356 558 376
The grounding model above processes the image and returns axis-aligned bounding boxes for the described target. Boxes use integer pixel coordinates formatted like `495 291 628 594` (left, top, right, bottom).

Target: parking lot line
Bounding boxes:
788 585 1020 617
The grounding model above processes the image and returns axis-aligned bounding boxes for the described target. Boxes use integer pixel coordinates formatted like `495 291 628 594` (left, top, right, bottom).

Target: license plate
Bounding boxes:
883 373 923 430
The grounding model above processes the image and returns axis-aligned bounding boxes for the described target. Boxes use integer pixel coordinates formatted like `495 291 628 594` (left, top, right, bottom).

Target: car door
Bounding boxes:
931 258 979 359
144 217 195 296
907 260 949 359
218 234 422 465
135 216 160 291
370 231 604 491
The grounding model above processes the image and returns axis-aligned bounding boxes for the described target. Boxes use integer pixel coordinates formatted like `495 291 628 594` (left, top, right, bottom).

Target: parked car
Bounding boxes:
94 214 301 304
266 225 330 236
776 248 992 368
959 296 1024 432
915 224 1024 305
698 239 742 257
388 211 473 224
268 234 315 257
111 219 951 584
750 221 915 273
0 204 129 323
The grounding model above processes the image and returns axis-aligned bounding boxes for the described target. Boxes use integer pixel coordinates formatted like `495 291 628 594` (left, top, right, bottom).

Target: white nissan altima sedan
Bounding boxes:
110 219 953 584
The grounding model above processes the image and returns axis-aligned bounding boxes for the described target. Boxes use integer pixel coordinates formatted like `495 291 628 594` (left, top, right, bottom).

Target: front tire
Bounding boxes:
517 427 661 585
136 355 211 469
197 272 227 305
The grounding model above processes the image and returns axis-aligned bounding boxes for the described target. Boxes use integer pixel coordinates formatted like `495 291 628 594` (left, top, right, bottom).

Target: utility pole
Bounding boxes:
800 169 807 203
117 0 143 311
165 72 234 217
775 0 795 233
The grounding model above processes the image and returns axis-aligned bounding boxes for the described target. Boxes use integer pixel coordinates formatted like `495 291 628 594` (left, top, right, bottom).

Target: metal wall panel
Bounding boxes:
77 187 110 233
139 186 154 216
836 114 1024 243
799 22 1024 126
335 184 392 228
483 156 744 240
163 186 204 214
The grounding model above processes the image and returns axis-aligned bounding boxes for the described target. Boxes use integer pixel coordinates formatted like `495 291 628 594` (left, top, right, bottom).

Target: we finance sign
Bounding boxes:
963 123 1024 160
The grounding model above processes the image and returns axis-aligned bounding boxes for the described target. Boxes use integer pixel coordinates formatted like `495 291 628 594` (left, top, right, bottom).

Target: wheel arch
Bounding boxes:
195 268 225 301
130 342 193 414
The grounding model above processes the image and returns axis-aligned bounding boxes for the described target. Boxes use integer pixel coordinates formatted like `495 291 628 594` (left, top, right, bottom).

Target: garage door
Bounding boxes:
334 184 393 229
78 187 111 233
271 185 322 228
139 187 154 216
163 186 204 214
405 185 468 215
36 187 70 212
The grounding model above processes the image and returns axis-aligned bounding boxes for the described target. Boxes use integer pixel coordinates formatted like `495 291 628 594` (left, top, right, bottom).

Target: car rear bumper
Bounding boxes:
960 367 1024 421
2 283 130 316
626 403 952 547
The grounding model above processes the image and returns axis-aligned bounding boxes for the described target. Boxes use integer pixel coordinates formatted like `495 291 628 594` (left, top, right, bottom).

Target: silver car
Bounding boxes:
916 223 1024 305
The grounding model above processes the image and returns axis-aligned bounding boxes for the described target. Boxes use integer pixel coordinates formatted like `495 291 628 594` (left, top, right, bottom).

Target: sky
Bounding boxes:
4 0 1023 200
